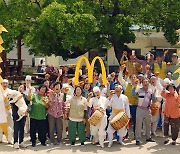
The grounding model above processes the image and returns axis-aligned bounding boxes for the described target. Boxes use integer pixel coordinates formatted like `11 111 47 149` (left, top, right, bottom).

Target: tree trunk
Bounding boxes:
113 43 132 65
17 38 22 76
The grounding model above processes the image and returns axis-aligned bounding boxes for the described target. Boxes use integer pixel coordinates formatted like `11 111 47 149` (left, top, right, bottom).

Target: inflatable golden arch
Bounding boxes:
74 56 107 85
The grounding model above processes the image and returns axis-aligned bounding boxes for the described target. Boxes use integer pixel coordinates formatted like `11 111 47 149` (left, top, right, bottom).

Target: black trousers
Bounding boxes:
30 118 47 144
164 116 180 141
13 117 26 144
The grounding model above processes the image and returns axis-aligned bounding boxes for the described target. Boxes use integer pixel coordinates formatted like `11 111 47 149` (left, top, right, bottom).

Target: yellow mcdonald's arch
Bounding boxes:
74 56 107 85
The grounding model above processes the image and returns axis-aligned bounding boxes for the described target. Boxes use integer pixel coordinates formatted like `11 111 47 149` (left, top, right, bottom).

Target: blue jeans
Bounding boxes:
130 105 137 135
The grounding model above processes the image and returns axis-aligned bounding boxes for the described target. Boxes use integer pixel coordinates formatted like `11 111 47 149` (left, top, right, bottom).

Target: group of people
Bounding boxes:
0 49 179 149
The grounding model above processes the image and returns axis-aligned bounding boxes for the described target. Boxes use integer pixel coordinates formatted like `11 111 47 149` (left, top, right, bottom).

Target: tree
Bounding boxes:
0 0 40 53
1 0 180 62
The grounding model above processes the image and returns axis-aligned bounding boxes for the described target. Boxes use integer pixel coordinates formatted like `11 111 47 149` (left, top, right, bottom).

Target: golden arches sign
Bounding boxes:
74 56 107 85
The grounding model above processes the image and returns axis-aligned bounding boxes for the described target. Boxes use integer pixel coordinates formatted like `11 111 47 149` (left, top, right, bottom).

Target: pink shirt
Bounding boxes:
47 93 65 118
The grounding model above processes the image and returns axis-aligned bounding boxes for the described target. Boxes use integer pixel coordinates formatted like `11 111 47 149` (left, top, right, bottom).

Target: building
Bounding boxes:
5 31 180 74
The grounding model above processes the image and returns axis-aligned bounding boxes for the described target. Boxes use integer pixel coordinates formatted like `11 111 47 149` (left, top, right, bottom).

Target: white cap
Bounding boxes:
107 74 111 78
25 75 32 81
2 79 8 83
93 86 100 93
164 78 171 85
62 83 70 89
115 84 123 89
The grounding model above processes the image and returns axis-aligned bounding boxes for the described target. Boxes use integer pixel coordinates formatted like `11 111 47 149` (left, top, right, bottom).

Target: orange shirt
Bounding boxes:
161 91 180 118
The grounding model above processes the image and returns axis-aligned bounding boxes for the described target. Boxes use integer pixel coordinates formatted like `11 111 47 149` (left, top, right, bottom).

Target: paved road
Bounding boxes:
0 130 179 154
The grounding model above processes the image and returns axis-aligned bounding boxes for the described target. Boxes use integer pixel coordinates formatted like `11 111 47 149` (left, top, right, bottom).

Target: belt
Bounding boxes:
112 108 125 115
138 106 149 110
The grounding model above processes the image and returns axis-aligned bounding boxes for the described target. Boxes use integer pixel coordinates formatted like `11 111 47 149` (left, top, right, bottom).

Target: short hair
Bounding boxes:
53 82 62 89
130 74 136 78
38 85 48 93
142 78 150 83
42 79 49 84
74 86 83 95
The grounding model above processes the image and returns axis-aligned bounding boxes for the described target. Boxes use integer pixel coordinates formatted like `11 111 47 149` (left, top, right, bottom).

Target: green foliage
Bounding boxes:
0 0 179 60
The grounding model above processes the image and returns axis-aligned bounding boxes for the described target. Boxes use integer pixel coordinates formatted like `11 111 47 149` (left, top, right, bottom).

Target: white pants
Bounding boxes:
0 109 13 142
90 115 107 144
107 114 127 143
143 110 159 134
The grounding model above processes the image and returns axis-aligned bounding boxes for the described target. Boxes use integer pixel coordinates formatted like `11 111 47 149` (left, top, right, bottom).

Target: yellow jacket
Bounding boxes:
154 62 166 79
124 83 139 106
120 58 142 77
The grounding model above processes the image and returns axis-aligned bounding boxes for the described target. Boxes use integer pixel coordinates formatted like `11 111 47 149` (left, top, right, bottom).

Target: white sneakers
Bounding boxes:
19 142 27 148
108 141 113 148
13 143 19 149
99 142 104 148
13 142 27 149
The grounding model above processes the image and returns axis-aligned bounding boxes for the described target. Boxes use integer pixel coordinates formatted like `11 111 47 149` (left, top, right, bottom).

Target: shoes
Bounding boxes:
172 141 176 145
118 141 124 145
19 142 27 148
32 142 36 147
108 141 113 148
151 132 157 137
50 143 54 146
164 138 169 144
13 143 19 149
57 142 63 146
146 138 155 142
136 141 140 145
81 142 85 146
71 142 75 146
8 141 13 145
41 143 46 146
99 142 104 148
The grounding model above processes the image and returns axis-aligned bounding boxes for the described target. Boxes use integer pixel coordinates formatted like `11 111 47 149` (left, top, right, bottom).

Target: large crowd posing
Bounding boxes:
0 50 179 149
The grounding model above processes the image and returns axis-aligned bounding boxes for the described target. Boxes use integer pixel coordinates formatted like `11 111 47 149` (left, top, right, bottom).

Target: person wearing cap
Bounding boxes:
0 79 13 144
107 84 130 147
120 51 142 77
166 72 178 87
166 53 179 81
24 75 36 134
87 87 110 148
137 73 144 87
152 52 167 79
118 66 140 136
132 78 156 145
161 83 180 145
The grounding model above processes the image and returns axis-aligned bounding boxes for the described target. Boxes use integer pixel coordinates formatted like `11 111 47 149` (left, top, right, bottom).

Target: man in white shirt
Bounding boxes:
88 87 110 148
107 85 130 147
